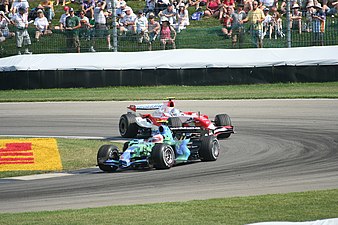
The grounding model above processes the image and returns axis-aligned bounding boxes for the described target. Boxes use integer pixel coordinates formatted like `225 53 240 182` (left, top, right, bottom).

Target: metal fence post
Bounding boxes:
286 0 291 48
112 0 118 52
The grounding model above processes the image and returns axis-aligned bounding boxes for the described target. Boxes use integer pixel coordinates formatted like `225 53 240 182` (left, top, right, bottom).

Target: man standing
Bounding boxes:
241 0 265 48
312 3 326 46
93 0 112 50
11 6 31 55
230 5 246 48
65 8 81 53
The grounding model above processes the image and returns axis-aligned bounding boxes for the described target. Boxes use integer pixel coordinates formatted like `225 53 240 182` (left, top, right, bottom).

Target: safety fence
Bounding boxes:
0 15 337 57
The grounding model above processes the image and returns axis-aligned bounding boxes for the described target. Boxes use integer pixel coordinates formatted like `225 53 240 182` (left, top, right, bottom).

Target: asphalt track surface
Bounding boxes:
0 100 338 213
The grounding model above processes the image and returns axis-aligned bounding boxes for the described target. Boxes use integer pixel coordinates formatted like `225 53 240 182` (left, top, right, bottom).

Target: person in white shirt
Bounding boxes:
119 6 137 34
11 6 31 54
135 10 149 43
58 6 70 30
34 9 52 41
93 0 112 49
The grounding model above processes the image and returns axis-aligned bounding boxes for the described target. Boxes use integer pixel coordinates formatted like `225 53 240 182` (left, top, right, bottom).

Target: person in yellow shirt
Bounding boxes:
241 0 265 48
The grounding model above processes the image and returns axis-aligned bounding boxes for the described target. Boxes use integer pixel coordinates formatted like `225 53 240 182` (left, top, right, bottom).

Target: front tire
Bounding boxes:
215 114 232 139
151 144 175 169
199 136 220 161
97 145 119 172
119 114 139 138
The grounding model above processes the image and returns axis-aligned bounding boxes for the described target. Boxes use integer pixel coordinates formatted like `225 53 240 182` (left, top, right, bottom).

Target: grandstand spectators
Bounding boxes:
204 0 221 18
93 0 112 50
241 0 265 48
11 6 31 54
262 7 273 39
135 10 149 43
34 8 52 41
148 13 160 50
160 17 176 49
38 0 54 22
176 3 189 32
0 10 14 42
290 3 302 34
81 0 94 19
0 0 10 14
312 2 326 46
220 6 232 38
65 7 81 52
79 9 95 51
119 6 136 34
10 0 29 15
159 4 177 25
155 0 170 16
58 6 70 30
230 4 246 48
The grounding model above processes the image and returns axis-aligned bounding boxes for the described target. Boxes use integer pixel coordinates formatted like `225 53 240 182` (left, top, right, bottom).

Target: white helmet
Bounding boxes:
170 108 180 116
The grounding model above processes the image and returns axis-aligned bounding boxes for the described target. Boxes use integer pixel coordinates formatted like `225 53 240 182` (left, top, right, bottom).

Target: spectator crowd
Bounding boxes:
0 0 335 54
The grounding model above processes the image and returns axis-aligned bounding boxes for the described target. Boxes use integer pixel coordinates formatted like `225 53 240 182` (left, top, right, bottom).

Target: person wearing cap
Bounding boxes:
0 10 15 43
34 8 52 41
65 7 81 53
159 3 177 25
93 0 112 50
241 0 265 48
312 2 326 46
176 3 189 32
262 7 273 39
135 10 149 43
116 1 127 19
160 17 176 50
290 3 302 34
119 6 137 34
11 6 31 54
59 6 70 30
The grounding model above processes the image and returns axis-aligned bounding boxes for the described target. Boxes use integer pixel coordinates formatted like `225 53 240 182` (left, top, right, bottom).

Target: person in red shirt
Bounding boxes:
204 0 222 17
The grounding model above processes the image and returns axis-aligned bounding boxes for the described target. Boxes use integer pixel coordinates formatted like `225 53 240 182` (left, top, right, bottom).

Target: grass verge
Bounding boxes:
0 138 120 178
1 82 338 102
0 189 337 225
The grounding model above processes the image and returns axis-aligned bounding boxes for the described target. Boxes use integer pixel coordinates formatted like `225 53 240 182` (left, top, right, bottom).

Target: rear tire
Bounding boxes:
119 114 139 138
167 117 182 127
199 136 220 161
151 144 175 169
97 145 119 172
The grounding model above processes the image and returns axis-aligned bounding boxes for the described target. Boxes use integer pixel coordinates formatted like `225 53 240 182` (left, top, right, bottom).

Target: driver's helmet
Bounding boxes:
170 108 180 116
149 134 164 143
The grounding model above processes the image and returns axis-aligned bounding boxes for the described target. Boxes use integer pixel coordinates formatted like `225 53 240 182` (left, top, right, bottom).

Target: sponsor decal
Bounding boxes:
0 138 62 171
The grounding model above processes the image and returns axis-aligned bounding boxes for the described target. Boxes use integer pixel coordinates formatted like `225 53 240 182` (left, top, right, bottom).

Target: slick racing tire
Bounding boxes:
151 144 175 169
167 117 182 127
215 114 232 139
199 136 220 161
119 113 139 138
97 145 119 172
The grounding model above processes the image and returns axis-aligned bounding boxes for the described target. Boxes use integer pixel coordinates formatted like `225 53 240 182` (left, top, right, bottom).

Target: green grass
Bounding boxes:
0 82 337 102
0 138 120 178
0 189 337 225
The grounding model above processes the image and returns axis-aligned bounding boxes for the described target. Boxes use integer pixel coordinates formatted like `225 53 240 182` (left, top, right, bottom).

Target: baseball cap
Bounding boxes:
37 9 43 13
138 9 143 14
64 6 69 11
69 7 74 12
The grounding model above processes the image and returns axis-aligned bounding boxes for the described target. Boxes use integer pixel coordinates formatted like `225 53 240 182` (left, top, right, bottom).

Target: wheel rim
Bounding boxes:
108 149 119 160
211 140 220 158
163 147 174 166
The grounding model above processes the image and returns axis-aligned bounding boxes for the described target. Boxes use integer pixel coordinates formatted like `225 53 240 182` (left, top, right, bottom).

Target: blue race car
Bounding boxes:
97 125 220 172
